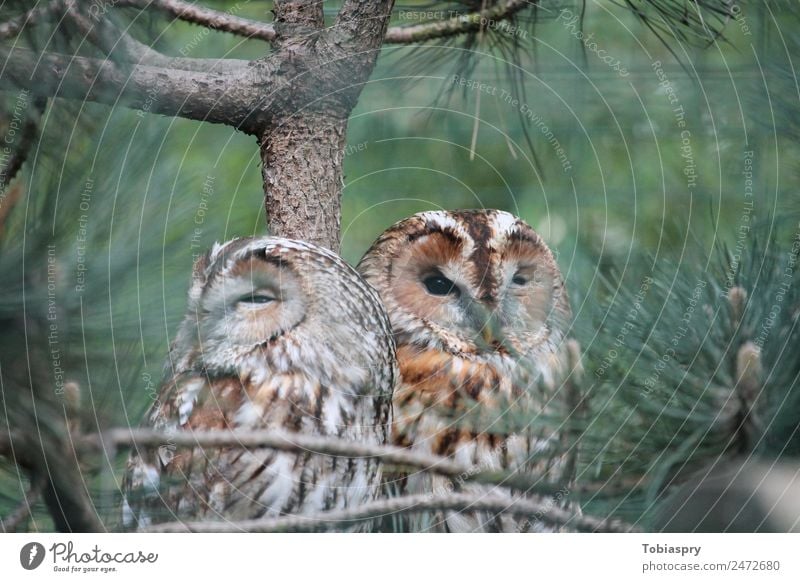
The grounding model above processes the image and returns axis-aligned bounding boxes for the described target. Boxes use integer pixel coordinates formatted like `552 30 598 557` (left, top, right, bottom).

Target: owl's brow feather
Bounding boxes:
244 247 291 268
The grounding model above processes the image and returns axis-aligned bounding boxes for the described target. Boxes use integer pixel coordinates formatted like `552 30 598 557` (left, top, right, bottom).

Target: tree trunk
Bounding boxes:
260 115 347 251
255 0 393 251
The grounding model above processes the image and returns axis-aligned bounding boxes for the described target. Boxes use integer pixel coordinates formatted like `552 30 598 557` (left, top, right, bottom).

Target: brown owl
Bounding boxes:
123 236 396 529
358 209 573 532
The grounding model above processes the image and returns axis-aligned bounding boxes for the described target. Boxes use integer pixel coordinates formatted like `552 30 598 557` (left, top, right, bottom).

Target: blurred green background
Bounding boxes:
2 0 799 530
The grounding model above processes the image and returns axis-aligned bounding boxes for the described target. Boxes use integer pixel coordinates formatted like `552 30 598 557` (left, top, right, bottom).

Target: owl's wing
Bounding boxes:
121 371 242 529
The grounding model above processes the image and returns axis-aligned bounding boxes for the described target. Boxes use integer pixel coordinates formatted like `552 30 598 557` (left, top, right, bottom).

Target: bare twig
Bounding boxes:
111 0 533 45
116 0 276 41
561 339 586 482
384 0 532 44
2 425 645 499
0 481 42 532
96 428 637 498
144 491 639 532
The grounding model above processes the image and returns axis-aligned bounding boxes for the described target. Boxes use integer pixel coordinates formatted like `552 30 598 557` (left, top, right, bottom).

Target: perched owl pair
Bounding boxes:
123 210 572 532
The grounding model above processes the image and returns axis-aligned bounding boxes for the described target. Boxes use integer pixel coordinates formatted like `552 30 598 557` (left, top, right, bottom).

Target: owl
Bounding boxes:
123 236 396 529
358 209 573 532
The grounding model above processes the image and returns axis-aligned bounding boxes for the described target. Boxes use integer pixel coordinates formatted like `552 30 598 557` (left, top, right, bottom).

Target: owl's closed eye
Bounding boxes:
124 236 397 528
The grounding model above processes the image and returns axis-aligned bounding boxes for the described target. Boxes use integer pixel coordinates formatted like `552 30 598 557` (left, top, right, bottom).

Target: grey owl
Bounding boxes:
358 209 574 532
123 236 397 528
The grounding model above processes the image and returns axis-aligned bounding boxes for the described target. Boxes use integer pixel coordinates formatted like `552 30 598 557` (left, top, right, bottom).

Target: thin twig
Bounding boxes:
96 427 639 498
384 0 532 44
116 0 276 41
1 426 646 499
144 491 639 532
0 481 42 532
111 0 533 45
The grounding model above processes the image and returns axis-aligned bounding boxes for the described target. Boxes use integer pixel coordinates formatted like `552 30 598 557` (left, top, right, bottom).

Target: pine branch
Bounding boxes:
94 427 640 498
143 491 639 533
384 0 531 44
110 0 533 46
115 0 276 41
62 0 249 72
0 46 263 131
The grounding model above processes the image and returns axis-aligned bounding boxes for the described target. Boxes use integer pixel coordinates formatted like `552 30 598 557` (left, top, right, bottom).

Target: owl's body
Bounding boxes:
123 237 396 528
358 210 572 532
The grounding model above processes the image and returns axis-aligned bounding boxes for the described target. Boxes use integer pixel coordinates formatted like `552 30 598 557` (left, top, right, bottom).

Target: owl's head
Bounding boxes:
358 210 570 357
171 236 395 386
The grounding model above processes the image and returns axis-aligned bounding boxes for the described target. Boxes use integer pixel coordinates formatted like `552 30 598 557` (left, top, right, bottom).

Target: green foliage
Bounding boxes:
573 224 800 527
2 0 800 532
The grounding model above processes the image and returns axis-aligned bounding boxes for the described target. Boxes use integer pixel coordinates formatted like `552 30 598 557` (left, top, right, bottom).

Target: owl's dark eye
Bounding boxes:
423 274 459 297
512 274 529 286
238 293 275 305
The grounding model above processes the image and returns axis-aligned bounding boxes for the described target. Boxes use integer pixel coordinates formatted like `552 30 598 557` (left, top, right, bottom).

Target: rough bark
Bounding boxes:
0 46 260 129
261 117 347 251
256 0 394 249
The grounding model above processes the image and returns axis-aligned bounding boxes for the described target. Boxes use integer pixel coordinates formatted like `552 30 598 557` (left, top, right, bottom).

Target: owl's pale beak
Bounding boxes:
481 323 496 345
467 302 501 350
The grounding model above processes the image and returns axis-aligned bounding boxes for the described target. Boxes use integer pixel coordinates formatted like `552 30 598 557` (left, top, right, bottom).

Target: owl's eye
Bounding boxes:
512 274 529 286
237 293 275 305
423 274 460 297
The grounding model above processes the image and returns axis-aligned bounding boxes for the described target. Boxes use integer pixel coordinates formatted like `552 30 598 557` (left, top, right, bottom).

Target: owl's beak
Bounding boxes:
481 323 496 345
467 302 501 350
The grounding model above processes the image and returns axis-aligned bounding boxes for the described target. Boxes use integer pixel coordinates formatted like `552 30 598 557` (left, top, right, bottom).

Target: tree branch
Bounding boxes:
0 0 63 41
143 491 638 532
95 427 635 498
0 46 262 131
116 0 276 41
63 0 249 73
384 0 532 44
336 0 395 47
110 0 533 46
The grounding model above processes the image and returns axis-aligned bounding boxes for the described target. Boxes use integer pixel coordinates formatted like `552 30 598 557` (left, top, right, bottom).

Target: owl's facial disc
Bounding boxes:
384 216 558 354
200 253 306 347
